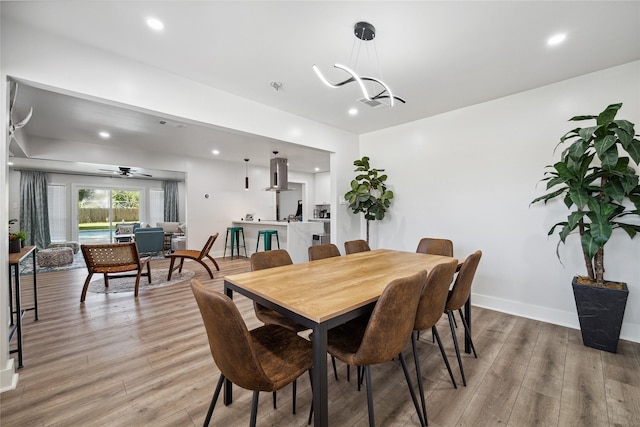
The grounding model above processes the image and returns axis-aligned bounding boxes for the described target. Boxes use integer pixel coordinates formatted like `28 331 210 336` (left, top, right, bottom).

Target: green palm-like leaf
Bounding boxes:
532 103 640 283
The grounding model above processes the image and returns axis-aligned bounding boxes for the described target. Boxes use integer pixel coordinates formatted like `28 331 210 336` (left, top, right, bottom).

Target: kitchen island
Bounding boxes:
232 220 324 263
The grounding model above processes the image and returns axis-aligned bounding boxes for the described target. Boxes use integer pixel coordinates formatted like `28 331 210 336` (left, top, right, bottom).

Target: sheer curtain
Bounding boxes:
20 171 51 249
163 180 179 222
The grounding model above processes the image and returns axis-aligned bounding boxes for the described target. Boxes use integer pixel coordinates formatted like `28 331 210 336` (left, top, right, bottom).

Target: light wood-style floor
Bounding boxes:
2 256 639 426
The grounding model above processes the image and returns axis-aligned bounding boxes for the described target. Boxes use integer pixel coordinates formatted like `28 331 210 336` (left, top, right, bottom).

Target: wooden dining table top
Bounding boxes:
224 248 458 324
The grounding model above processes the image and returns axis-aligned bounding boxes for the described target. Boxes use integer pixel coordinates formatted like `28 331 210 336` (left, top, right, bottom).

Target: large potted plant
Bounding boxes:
532 103 640 352
344 156 394 244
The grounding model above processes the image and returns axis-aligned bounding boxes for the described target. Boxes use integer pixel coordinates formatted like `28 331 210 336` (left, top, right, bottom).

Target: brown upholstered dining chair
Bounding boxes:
415 237 453 257
250 249 308 411
445 250 482 387
412 259 459 425
190 279 313 427
308 243 341 261
167 233 220 281
344 239 371 254
322 270 428 427
80 242 151 302
250 249 305 332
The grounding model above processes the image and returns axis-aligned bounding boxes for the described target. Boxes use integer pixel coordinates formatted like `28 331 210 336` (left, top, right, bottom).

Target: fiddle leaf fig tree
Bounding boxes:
531 103 640 285
344 156 394 243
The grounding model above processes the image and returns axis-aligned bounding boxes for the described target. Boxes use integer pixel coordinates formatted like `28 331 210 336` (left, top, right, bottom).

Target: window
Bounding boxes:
48 184 67 242
150 189 164 227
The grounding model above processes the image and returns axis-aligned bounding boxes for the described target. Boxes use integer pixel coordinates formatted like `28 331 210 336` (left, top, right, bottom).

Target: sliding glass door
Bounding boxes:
77 188 141 245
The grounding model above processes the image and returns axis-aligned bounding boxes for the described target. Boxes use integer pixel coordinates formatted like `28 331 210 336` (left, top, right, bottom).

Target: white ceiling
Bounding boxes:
4 1 640 177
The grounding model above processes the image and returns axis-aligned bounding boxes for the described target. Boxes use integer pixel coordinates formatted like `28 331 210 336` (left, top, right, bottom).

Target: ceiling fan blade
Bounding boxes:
9 81 18 111
13 107 33 129
133 172 153 177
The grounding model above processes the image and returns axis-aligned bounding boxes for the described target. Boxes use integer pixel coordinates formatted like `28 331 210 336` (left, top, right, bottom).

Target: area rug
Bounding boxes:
87 268 194 294
19 251 166 275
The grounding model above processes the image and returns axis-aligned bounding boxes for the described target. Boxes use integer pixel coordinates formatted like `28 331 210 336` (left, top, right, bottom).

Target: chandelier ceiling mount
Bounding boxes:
313 21 405 107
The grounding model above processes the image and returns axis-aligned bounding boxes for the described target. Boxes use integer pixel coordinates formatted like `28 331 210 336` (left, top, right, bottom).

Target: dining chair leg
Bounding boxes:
358 366 364 391
432 325 457 389
250 391 259 427
457 309 478 358
364 365 375 426
347 365 350 382
331 356 338 381
204 374 225 427
307 369 314 425
447 310 466 386
292 378 297 414
399 352 427 427
272 391 277 409
167 257 176 280
411 332 428 425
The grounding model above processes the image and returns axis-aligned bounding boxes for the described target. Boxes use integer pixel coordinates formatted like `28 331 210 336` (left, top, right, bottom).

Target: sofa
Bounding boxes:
156 222 185 235
115 223 141 242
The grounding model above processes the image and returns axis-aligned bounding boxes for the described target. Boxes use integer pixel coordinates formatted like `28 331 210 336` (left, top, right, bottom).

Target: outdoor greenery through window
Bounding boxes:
78 188 141 244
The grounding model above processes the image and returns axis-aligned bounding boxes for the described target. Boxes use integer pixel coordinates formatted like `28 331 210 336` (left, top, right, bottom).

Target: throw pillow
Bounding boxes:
116 224 134 234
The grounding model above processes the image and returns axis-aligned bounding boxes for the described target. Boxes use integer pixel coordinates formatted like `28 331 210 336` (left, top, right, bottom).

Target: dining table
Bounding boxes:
223 248 466 427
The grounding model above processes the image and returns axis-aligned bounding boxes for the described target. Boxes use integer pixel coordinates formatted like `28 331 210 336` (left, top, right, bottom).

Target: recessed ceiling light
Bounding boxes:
547 33 567 46
99 131 110 139
212 150 220 155
8 161 14 166
315 167 320 172
348 108 358 116
146 17 164 31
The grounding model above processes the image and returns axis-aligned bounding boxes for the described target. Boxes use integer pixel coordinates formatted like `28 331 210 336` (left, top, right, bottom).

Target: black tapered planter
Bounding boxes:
572 276 628 353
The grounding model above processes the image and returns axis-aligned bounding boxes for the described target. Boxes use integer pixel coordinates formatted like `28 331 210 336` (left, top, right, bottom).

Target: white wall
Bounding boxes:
361 61 640 343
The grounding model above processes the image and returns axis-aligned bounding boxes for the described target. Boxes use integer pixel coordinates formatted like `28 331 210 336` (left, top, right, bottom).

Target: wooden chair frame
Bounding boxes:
80 242 151 302
166 233 220 280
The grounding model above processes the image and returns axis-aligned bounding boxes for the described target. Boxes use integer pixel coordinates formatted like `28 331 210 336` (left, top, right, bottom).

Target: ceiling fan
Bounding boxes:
8 81 33 145
99 166 153 178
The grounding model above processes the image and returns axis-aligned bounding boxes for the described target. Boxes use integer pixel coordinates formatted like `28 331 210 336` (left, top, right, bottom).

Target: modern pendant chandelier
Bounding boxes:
244 158 250 190
313 21 405 106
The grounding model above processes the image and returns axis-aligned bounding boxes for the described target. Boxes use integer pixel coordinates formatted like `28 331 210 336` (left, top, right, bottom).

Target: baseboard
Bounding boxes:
0 359 18 393
472 292 640 344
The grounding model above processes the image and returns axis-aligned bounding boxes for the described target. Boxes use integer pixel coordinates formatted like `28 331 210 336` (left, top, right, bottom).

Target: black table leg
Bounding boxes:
311 323 328 427
32 249 38 320
224 285 233 405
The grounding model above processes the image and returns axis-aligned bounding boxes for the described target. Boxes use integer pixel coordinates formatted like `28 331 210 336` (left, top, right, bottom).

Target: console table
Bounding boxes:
8 245 38 368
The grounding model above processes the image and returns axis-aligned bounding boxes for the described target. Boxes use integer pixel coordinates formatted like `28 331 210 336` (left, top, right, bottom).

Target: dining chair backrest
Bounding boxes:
353 270 426 366
250 249 293 271
445 250 482 311
414 259 459 331
190 279 273 391
416 238 454 257
344 239 371 255
81 242 143 273
197 233 219 260
308 243 341 261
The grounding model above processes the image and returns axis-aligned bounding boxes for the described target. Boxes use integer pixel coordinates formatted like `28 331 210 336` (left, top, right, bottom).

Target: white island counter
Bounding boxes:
231 220 324 264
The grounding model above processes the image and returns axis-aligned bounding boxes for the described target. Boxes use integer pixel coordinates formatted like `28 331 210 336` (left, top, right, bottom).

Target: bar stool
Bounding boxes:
223 226 247 259
256 230 280 252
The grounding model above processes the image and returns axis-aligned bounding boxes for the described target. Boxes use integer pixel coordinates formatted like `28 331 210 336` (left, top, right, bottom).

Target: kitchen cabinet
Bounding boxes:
314 172 330 205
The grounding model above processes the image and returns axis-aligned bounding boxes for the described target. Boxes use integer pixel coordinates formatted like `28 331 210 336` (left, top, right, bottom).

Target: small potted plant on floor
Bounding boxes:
531 103 640 352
